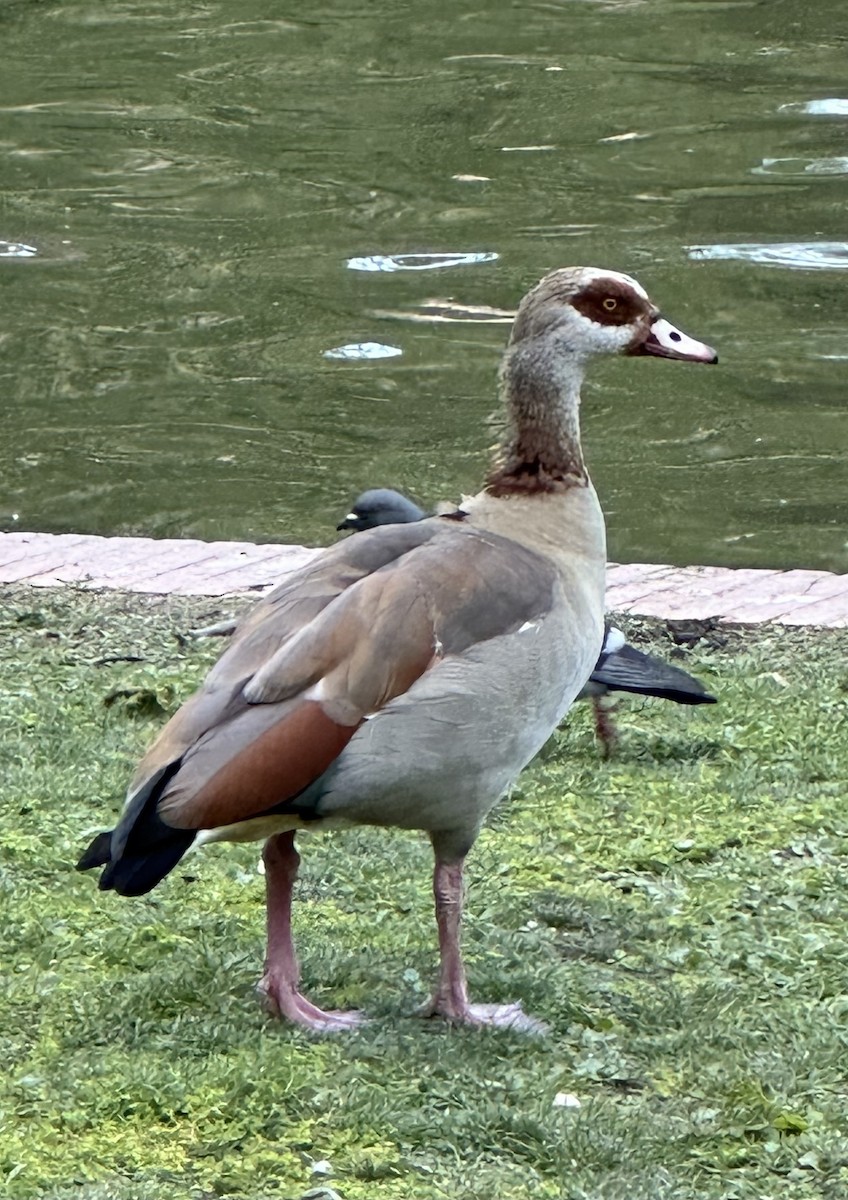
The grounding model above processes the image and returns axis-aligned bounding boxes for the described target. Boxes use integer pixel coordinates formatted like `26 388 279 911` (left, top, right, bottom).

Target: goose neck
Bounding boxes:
486 340 588 496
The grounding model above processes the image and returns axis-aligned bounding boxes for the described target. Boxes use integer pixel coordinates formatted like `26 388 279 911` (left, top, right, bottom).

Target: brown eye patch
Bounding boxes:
571 278 650 327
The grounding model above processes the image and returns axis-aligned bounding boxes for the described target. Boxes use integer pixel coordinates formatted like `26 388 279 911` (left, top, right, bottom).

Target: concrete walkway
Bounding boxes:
0 531 846 626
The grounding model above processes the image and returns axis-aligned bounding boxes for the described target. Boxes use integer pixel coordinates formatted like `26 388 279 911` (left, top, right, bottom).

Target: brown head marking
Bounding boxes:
570 274 657 326
570 276 652 327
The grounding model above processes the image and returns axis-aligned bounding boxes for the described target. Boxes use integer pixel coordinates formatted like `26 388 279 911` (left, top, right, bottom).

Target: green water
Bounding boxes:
1 0 846 571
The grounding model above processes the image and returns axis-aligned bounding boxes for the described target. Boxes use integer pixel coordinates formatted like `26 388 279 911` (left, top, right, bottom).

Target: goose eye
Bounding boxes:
602 297 618 311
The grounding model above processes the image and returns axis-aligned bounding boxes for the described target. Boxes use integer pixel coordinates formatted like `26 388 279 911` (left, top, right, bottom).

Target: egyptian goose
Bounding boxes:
338 490 717 751
78 266 717 1032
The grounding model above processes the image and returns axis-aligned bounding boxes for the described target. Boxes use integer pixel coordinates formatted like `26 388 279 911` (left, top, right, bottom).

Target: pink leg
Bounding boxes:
258 831 364 1032
420 857 547 1033
592 697 619 757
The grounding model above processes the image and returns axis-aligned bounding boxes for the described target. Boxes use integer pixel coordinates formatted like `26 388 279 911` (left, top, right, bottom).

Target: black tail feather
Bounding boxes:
76 831 114 871
77 759 195 897
97 821 195 897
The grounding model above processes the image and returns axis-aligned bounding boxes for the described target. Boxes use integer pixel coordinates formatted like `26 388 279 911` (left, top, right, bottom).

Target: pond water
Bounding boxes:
1 0 846 571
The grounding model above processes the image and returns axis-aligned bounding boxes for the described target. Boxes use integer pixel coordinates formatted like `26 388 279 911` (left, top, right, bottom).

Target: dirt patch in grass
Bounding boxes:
1 584 847 1200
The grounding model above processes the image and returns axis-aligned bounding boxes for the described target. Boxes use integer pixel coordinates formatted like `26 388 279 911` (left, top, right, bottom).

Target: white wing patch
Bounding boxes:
604 626 627 654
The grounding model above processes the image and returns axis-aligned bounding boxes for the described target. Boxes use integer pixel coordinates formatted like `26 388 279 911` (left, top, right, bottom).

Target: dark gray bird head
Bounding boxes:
337 488 427 532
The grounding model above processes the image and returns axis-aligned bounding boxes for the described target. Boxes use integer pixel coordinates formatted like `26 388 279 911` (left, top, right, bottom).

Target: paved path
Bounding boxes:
0 531 845 626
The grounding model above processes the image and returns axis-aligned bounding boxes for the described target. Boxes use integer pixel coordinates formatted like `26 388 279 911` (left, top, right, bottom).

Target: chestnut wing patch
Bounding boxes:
125 519 446 798
118 524 557 850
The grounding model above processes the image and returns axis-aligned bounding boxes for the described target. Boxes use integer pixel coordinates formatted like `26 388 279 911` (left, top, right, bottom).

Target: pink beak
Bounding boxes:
636 316 718 364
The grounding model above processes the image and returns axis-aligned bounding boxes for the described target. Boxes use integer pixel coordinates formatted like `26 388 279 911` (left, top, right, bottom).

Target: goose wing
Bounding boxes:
82 519 566 893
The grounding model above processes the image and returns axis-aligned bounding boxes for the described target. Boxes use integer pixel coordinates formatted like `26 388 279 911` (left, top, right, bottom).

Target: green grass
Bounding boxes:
1 585 847 1200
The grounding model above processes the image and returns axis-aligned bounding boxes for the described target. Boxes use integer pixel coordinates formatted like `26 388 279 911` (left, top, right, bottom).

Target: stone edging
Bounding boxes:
0 531 845 627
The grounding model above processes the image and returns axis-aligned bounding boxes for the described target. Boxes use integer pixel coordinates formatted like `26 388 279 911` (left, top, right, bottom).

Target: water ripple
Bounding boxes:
372 300 514 324
345 251 498 273
688 242 848 270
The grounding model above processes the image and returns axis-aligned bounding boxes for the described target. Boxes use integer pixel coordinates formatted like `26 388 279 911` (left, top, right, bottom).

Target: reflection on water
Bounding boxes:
779 98 848 116
688 243 848 270
346 252 499 273
753 157 848 176
500 144 556 153
323 342 403 361
0 0 846 572
0 241 37 258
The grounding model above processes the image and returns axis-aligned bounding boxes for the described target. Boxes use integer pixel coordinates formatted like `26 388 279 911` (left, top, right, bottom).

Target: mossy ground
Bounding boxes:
1 585 847 1200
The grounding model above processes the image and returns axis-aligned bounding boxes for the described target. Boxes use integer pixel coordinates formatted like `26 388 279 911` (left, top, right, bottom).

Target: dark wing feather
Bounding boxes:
590 641 716 704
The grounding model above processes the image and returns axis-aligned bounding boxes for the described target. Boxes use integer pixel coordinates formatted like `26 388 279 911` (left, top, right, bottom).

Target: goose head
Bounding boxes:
508 266 718 364
488 266 717 495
